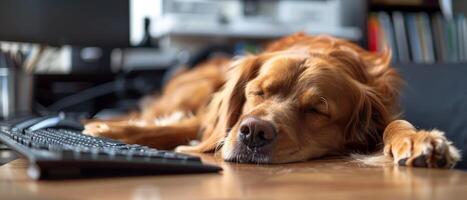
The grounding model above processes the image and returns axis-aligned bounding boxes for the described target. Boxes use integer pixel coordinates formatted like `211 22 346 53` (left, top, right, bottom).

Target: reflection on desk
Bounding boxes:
1 154 466 200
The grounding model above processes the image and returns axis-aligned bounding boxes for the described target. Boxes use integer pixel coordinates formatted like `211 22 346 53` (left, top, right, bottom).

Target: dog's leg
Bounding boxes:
83 117 200 149
383 120 461 168
82 112 139 124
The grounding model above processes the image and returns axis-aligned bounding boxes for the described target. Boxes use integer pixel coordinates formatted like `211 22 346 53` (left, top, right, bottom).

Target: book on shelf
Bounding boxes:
377 12 398 61
456 14 467 62
368 14 381 52
446 18 458 62
406 13 423 63
431 13 448 62
418 12 435 63
392 11 411 62
368 11 467 64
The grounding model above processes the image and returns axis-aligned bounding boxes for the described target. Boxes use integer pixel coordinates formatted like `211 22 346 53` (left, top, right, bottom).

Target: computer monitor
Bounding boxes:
0 0 130 47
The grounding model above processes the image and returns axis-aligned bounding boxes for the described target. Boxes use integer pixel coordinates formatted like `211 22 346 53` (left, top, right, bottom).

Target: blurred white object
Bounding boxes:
34 46 71 74
0 68 33 119
163 19 361 40
0 68 14 118
130 0 163 46
80 47 103 62
440 0 453 19
130 0 361 42
278 0 342 28
157 0 359 40
120 48 177 72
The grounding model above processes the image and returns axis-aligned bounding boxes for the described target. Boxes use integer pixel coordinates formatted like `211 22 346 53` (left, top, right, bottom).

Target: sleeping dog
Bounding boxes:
83 33 460 168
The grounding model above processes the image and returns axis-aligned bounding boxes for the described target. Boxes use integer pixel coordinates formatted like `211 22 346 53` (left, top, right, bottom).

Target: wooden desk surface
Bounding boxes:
1 154 467 200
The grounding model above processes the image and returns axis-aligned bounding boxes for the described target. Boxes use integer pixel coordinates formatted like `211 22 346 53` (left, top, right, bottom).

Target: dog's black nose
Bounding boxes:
239 117 276 148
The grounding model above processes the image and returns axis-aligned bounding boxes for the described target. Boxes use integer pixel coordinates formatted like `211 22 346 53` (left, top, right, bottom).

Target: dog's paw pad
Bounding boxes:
397 158 408 166
412 155 428 167
387 129 461 168
436 156 448 167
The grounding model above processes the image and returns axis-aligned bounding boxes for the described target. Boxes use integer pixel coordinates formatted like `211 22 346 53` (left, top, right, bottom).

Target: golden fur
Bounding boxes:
84 33 460 168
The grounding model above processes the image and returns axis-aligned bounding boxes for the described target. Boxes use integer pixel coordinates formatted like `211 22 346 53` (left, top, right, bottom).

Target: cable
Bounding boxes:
34 102 51 115
47 81 117 111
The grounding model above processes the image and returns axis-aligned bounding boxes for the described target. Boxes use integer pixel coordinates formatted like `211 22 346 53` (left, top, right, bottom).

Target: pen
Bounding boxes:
15 51 24 70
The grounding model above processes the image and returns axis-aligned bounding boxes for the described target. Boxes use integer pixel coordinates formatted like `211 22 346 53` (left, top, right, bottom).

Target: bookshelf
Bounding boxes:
366 0 467 65
369 3 440 13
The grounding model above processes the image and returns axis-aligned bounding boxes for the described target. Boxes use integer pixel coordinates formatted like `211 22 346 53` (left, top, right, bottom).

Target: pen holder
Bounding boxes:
0 68 34 119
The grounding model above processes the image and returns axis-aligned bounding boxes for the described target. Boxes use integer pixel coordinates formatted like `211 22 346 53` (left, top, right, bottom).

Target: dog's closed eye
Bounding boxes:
305 107 322 114
248 86 265 97
250 90 264 96
304 97 329 117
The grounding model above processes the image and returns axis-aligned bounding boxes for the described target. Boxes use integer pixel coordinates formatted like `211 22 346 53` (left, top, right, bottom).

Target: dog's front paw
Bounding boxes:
175 145 200 153
83 122 115 138
385 128 461 168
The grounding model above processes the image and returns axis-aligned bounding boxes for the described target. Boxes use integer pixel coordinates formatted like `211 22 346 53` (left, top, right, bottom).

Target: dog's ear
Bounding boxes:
224 56 261 128
187 56 261 152
342 49 402 152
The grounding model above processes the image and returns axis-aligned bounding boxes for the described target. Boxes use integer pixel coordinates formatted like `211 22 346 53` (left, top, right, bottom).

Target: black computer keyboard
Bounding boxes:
0 117 221 180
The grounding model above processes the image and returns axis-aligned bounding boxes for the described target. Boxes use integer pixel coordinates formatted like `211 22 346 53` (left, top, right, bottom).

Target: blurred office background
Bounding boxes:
0 0 467 167
0 0 367 116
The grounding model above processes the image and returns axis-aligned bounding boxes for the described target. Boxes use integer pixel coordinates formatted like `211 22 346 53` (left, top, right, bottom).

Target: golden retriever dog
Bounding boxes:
83 33 461 168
